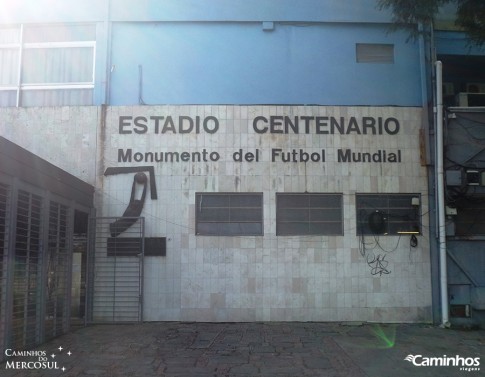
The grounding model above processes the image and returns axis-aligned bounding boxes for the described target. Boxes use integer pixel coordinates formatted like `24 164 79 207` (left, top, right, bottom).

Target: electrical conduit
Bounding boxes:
436 61 449 326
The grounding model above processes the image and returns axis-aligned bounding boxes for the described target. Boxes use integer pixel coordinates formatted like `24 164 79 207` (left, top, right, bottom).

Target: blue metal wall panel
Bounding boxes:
435 31 485 56
109 22 422 106
5 0 390 23
109 0 390 22
447 241 485 287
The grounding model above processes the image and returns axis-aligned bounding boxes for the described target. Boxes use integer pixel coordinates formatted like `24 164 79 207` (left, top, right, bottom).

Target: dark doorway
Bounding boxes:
439 54 485 107
71 210 89 327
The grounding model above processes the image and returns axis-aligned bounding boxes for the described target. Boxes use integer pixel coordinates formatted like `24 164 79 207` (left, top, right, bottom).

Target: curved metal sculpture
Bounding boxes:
110 172 148 237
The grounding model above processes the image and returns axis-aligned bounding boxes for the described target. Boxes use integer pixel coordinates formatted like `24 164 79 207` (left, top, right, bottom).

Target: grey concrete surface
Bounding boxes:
1 322 483 376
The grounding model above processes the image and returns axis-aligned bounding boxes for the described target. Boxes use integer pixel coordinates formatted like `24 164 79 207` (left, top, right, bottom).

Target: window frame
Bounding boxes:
356 193 421 236
0 24 96 107
195 192 264 236
276 193 343 236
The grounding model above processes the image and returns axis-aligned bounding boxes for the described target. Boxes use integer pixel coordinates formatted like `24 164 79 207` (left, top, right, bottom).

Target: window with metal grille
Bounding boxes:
196 193 263 236
0 24 95 107
12 190 43 349
276 193 343 235
356 194 421 235
356 43 394 64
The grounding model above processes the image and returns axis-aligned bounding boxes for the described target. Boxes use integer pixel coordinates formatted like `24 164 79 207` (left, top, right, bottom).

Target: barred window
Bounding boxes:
196 193 263 236
276 193 343 236
356 194 421 235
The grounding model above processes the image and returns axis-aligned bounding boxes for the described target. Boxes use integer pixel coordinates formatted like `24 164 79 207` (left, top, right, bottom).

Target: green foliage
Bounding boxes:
455 0 485 46
377 0 485 45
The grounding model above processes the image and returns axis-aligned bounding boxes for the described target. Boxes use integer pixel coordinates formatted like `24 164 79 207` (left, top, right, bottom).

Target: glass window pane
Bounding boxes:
389 222 419 234
390 208 416 222
24 24 96 43
278 222 309 235
230 194 262 207
197 194 230 208
21 89 92 106
309 222 342 235
0 49 19 86
279 208 309 222
198 208 230 222
356 196 384 209
309 195 341 208
197 222 261 236
0 90 17 106
310 208 342 222
196 193 263 236
356 194 420 235
276 194 343 235
388 196 413 208
230 208 262 221
277 194 308 208
227 222 261 235
22 47 94 84
278 221 343 236
0 26 21 43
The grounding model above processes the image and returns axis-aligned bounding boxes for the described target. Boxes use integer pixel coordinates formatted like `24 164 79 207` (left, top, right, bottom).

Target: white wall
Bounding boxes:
0 106 99 185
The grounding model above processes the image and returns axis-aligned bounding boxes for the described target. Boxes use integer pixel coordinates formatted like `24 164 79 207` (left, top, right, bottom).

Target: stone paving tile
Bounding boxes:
1 322 484 377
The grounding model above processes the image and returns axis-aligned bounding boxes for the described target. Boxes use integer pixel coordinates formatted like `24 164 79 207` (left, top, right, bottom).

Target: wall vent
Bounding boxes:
356 43 394 64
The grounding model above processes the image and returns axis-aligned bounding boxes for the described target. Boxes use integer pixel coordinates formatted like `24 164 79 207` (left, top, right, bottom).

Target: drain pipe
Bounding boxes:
435 61 449 327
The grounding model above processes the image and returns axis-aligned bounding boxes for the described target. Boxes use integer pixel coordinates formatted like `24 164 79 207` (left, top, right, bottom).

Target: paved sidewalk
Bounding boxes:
1 322 483 377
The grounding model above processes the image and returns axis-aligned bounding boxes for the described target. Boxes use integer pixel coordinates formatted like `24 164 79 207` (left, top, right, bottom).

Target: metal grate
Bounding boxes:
12 190 43 349
276 193 343 235
356 43 394 64
196 193 263 236
44 201 70 340
87 217 144 323
356 194 421 235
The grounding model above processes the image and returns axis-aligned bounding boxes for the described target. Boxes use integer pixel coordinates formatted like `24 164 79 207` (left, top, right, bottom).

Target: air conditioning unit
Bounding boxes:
466 83 485 93
457 92 485 107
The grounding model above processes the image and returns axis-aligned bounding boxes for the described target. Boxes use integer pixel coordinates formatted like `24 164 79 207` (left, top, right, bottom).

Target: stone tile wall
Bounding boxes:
102 105 431 322
0 105 432 322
